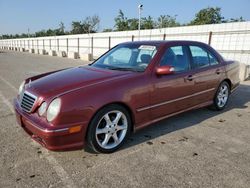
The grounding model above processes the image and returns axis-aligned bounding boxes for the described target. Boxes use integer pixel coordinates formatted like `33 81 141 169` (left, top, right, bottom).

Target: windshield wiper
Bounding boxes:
106 66 143 72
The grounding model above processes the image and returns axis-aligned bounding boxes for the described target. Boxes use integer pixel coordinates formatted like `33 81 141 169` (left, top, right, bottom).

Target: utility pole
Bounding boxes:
138 4 143 41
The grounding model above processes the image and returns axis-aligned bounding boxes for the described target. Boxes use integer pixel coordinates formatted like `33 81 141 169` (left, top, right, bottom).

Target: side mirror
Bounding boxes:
156 65 175 75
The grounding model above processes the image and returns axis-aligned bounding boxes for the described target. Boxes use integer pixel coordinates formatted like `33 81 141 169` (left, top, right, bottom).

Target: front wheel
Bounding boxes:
87 105 131 153
211 81 230 110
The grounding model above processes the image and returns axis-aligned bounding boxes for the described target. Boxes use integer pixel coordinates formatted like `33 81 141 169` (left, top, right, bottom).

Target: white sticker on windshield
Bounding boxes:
139 45 156 51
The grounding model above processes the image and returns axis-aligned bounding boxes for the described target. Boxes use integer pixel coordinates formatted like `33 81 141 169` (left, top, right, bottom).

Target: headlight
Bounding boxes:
47 98 61 122
38 102 47 116
18 81 25 95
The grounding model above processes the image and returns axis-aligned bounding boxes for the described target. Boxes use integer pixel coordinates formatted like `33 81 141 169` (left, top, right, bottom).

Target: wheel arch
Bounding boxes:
222 78 232 91
85 102 135 140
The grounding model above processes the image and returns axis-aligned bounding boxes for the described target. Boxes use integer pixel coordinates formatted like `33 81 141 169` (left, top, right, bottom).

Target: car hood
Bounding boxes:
26 66 131 98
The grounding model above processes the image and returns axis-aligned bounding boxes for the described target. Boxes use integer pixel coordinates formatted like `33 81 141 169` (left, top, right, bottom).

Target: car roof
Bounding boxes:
119 40 223 61
120 40 208 47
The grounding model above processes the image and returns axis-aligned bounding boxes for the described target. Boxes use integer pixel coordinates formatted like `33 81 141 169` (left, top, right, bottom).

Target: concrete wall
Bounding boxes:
1 21 250 79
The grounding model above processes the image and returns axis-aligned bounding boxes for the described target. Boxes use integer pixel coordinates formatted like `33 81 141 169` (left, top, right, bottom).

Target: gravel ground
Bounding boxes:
0 50 250 188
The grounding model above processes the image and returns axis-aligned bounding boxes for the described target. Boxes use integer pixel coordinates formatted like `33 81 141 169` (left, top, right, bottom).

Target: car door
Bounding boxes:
187 45 224 105
150 45 196 120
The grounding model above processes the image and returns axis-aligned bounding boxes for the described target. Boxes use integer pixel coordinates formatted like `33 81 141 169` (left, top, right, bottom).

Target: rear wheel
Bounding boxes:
87 104 131 153
211 81 230 110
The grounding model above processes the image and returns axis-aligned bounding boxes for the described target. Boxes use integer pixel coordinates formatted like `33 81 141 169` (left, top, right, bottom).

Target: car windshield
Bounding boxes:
91 44 158 72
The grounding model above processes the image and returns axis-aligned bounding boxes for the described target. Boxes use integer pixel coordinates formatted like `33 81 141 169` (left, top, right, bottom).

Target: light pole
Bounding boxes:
138 4 143 41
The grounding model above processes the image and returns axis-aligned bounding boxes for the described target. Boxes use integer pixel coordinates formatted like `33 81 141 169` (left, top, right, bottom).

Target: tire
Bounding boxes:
210 81 230 111
87 104 131 153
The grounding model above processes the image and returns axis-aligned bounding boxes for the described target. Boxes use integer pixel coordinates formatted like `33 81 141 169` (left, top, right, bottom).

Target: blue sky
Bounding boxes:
0 0 249 35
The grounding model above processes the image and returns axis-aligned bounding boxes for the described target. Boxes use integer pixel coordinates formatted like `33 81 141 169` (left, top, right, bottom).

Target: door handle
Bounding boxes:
215 69 221 74
185 75 194 81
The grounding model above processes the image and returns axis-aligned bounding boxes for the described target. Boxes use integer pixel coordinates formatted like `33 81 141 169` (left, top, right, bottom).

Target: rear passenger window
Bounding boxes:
160 46 190 72
190 46 219 68
190 46 210 69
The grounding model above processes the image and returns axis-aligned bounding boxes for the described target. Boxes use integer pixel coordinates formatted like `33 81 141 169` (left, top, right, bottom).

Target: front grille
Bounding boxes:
20 91 37 113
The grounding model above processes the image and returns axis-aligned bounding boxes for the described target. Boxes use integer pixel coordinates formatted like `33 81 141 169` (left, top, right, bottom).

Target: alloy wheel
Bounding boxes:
95 110 128 149
217 84 229 108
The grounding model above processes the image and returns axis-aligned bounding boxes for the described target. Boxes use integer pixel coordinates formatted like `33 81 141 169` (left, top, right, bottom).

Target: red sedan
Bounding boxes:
14 41 240 153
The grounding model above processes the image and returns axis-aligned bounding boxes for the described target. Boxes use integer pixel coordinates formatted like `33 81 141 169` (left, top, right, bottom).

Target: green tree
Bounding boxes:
58 22 65 35
128 18 138 30
226 16 245 23
141 16 155 29
71 15 100 34
103 28 113 32
46 29 56 36
20 33 29 38
71 21 83 34
114 10 129 31
189 7 224 25
156 15 180 28
35 30 47 37
82 15 100 33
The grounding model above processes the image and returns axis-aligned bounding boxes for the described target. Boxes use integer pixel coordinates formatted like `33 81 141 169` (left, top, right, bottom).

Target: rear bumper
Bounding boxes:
14 98 87 151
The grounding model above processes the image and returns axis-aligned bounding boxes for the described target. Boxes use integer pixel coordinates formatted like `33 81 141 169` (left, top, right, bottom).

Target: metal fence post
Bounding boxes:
108 36 111 49
57 39 59 51
163 34 166 40
66 38 68 55
77 38 80 54
208 31 212 45
91 37 94 57
132 35 134 41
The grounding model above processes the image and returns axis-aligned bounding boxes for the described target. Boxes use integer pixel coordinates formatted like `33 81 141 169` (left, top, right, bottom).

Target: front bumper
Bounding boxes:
14 98 87 151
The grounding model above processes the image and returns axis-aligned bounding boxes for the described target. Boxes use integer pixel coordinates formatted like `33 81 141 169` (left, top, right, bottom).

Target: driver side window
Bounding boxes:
160 46 190 72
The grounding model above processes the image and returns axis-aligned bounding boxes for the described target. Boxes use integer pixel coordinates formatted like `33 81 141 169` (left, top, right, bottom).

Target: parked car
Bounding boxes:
14 41 240 153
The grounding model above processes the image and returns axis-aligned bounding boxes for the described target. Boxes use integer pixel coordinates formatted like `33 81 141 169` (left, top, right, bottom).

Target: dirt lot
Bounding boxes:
0 50 250 188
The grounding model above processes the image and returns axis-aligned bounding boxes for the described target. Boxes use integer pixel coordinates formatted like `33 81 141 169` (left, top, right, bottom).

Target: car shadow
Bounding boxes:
120 83 250 151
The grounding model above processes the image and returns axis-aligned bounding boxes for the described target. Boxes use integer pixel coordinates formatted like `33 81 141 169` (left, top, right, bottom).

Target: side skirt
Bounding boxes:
134 100 213 132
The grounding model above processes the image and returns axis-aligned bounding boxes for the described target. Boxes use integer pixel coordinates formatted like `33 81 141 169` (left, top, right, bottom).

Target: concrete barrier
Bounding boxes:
29 49 35 53
34 49 39 54
68 51 79 59
48 50 56 56
39 49 47 55
80 53 93 61
57 51 67 57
